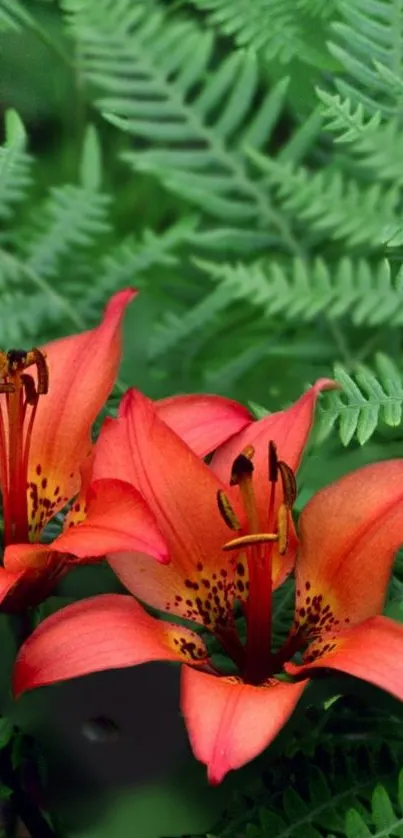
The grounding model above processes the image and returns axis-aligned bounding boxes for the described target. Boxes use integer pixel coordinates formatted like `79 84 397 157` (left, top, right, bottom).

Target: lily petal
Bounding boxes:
5 479 169 571
294 461 403 633
95 389 242 629
0 567 28 609
286 615 403 702
211 379 335 482
27 288 136 536
13 594 209 698
156 394 252 456
0 563 66 613
182 667 307 784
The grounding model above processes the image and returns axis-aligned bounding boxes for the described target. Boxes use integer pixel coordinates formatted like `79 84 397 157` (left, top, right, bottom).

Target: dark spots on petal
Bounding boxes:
36 464 42 476
74 502 81 512
237 580 244 593
54 486 60 496
196 562 203 572
220 569 228 578
237 563 245 576
305 581 311 591
41 477 48 490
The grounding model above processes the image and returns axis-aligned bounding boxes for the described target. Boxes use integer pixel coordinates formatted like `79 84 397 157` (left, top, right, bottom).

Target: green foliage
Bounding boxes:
318 355 403 445
186 0 337 66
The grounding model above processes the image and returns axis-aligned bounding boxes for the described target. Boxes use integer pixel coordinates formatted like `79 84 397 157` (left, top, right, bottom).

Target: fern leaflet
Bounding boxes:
318 355 403 445
186 0 336 66
0 111 32 221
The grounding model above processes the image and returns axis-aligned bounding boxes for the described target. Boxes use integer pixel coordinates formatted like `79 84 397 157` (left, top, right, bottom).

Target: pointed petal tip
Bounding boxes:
104 287 138 315
311 377 338 393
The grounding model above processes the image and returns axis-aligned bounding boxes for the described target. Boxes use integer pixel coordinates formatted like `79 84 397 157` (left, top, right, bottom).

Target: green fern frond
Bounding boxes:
0 0 35 32
216 748 401 838
199 257 403 326
344 771 403 838
80 217 198 321
148 282 233 360
22 184 111 280
186 0 336 65
0 111 32 220
328 0 403 116
318 354 403 445
249 149 399 249
61 0 305 254
317 90 403 186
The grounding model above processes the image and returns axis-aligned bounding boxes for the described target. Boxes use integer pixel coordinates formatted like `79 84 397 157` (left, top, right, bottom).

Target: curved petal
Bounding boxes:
13 594 209 698
95 389 243 629
5 479 169 571
286 616 403 702
156 394 252 457
27 288 136 536
182 667 307 784
212 380 334 589
294 461 403 636
0 567 28 610
0 562 66 613
54 478 169 562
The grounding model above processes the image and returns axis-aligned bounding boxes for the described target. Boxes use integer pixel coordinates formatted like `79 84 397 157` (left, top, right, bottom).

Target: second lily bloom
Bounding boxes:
19 378 403 785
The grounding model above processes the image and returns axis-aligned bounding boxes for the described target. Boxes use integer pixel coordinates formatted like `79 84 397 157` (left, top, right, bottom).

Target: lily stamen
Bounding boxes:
223 532 279 551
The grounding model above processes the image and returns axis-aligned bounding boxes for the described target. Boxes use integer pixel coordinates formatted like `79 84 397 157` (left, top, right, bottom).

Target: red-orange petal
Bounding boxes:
182 667 307 784
0 567 27 608
13 594 209 698
156 394 252 456
294 460 403 633
27 289 136 537
5 479 169 569
286 616 403 701
95 389 243 628
212 379 335 588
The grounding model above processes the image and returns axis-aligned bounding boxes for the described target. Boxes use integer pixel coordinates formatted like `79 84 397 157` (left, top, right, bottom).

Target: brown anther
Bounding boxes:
217 490 241 532
223 532 279 552
278 461 297 508
277 503 289 554
230 453 254 485
0 347 49 397
21 374 38 406
6 349 29 370
268 440 278 483
29 348 48 395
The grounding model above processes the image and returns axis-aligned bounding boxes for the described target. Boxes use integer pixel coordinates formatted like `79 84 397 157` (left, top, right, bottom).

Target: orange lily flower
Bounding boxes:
0 290 174 611
11 382 370 785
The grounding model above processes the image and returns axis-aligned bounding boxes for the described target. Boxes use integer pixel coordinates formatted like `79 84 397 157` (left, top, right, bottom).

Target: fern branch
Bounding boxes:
199 257 403 326
318 354 403 445
317 90 403 186
61 0 304 255
0 111 32 220
22 184 111 280
185 0 336 66
328 0 403 116
248 149 399 249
